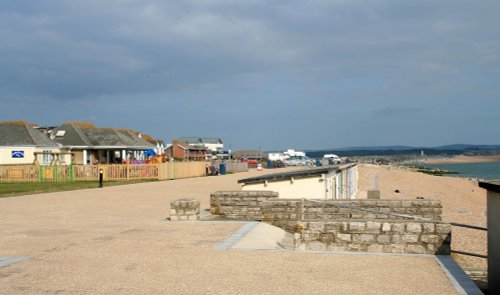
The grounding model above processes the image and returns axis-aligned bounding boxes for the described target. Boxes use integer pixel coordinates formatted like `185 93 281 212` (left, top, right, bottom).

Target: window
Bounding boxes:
42 151 53 165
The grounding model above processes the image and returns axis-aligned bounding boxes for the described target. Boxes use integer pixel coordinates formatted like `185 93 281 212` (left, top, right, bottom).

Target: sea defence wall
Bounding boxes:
210 191 449 254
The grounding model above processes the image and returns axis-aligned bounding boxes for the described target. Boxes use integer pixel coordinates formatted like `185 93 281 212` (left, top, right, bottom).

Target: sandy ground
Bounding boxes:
425 155 500 164
0 167 459 295
358 164 487 270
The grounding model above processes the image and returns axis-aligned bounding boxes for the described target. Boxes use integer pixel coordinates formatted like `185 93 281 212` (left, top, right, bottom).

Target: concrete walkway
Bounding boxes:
0 169 462 294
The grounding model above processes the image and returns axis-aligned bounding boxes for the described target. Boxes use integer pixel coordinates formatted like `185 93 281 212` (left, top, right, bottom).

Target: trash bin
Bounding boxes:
267 160 272 169
219 163 226 175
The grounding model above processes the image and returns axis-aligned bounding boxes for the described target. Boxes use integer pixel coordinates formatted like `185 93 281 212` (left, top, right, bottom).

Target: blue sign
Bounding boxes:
11 151 24 158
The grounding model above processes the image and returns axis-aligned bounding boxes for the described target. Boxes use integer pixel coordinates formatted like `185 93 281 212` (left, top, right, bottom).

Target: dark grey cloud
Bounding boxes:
1 0 499 149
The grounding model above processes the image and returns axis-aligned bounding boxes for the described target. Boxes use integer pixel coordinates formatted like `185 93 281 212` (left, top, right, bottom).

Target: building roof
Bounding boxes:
479 181 500 193
201 137 223 144
232 150 267 159
238 164 357 184
0 121 59 147
52 122 155 149
171 140 207 151
178 137 223 144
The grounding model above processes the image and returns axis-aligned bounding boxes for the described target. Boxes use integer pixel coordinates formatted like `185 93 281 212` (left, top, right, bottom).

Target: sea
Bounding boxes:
424 162 500 181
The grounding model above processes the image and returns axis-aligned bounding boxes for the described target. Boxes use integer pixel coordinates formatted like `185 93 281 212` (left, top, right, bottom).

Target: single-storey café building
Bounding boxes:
238 164 358 199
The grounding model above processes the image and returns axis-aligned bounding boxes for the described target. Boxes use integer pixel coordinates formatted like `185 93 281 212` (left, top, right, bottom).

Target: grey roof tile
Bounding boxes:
0 122 59 147
52 122 155 149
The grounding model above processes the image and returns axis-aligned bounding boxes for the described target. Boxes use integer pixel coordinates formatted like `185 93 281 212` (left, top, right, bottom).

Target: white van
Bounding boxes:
323 154 342 163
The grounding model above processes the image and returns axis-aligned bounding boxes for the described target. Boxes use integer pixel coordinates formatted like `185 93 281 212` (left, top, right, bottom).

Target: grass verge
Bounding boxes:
0 180 157 198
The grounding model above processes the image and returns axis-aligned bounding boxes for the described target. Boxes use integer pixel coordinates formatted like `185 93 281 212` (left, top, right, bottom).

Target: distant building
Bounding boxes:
238 164 358 199
175 137 225 160
168 140 207 161
177 137 223 153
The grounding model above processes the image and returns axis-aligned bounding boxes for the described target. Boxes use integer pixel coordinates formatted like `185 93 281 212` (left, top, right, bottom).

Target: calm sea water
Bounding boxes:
425 162 500 180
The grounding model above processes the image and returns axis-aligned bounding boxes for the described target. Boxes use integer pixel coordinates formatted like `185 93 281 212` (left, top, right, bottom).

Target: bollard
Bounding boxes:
99 169 103 188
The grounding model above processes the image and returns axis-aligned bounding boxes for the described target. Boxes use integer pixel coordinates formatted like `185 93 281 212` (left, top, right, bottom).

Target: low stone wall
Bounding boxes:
210 191 451 255
210 191 279 220
210 192 442 224
296 219 451 255
260 199 442 231
332 200 442 220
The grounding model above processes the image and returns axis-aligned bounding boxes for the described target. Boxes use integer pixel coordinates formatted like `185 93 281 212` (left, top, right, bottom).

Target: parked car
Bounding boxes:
323 154 342 164
284 156 314 166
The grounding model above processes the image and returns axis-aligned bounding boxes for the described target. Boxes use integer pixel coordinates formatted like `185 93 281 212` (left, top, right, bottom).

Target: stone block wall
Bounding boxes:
210 191 279 220
260 199 442 231
310 200 442 220
170 198 200 221
209 191 451 255
210 192 442 223
261 199 302 231
296 219 451 254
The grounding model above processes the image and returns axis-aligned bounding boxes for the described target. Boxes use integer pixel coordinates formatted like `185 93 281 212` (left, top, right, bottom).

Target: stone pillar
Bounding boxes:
294 199 305 249
170 198 200 221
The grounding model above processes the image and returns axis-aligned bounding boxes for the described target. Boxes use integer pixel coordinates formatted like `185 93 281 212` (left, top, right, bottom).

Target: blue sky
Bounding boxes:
1 1 499 150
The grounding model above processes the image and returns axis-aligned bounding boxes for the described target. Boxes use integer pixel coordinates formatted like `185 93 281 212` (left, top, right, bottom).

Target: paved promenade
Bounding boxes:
0 169 460 294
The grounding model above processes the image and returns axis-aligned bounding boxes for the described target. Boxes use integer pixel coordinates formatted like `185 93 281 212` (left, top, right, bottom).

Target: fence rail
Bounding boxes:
0 162 211 183
450 222 487 232
450 222 488 259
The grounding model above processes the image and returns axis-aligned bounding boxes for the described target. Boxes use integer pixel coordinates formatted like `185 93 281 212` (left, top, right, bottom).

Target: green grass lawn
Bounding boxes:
0 180 157 198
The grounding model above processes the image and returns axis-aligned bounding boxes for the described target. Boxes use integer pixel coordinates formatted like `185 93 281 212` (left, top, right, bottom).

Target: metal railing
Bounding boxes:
450 222 488 259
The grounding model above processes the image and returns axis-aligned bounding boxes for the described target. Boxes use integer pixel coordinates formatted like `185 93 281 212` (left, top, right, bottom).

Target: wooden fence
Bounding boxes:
211 161 249 173
0 162 211 183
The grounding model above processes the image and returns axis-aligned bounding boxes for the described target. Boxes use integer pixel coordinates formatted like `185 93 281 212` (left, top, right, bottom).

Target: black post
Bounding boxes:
99 169 103 188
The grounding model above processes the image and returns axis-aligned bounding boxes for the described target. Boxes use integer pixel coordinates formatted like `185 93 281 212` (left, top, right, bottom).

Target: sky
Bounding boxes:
1 1 499 151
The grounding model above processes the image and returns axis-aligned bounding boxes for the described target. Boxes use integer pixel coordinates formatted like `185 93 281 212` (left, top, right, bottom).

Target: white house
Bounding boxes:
0 121 65 165
238 164 358 199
